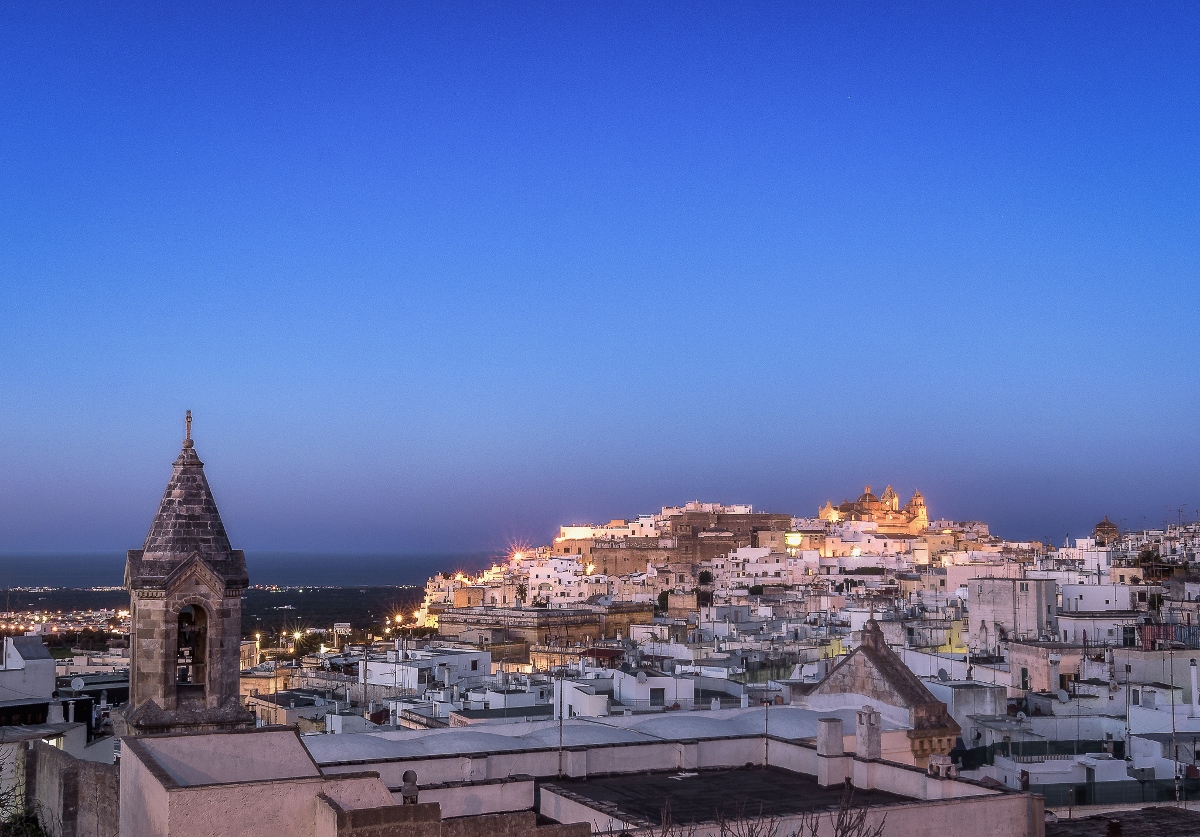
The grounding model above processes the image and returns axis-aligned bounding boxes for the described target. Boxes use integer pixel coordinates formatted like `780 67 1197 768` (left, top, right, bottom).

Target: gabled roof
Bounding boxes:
805 620 960 736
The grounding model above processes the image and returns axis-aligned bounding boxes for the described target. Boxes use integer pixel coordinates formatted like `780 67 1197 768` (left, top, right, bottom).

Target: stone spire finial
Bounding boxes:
184 410 193 448
861 618 885 651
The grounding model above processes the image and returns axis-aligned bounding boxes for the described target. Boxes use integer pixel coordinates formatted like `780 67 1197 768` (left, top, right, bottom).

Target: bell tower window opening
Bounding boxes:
176 604 208 700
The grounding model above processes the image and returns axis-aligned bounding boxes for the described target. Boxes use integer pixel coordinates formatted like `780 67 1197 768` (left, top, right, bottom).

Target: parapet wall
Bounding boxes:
24 740 119 837
319 733 1001 805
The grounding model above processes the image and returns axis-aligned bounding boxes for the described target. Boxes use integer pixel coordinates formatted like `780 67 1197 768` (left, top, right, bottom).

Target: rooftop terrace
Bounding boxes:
545 766 910 827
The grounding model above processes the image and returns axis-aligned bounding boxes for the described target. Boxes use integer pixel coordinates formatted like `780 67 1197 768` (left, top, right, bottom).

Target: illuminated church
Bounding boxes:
818 485 929 535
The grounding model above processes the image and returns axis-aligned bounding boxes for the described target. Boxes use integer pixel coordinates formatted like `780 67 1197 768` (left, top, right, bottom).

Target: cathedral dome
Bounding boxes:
1093 516 1120 546
858 485 880 506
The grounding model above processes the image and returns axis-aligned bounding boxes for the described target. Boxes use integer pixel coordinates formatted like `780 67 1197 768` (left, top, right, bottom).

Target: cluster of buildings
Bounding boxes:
5 428 1200 836
405 489 1200 807
0 605 128 638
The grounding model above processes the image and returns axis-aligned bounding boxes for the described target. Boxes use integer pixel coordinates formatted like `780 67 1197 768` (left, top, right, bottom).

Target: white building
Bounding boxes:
524 555 610 606
0 636 55 702
363 647 491 693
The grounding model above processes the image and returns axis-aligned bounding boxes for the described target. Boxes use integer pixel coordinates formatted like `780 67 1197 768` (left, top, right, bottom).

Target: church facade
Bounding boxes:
818 485 929 535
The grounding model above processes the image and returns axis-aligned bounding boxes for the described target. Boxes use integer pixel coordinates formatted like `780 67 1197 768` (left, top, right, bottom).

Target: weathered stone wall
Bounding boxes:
129 590 167 708
442 811 587 837
24 741 119 837
131 580 244 714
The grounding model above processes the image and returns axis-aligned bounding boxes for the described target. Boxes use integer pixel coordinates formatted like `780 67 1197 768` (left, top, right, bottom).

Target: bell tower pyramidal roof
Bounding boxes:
125 411 248 591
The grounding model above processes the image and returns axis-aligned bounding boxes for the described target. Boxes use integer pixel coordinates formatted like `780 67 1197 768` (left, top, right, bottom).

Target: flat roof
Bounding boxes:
546 766 911 825
304 706 905 766
0 722 83 743
1046 806 1200 837
131 728 320 787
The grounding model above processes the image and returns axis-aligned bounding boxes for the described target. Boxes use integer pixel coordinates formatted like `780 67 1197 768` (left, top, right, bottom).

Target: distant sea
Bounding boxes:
0 552 498 589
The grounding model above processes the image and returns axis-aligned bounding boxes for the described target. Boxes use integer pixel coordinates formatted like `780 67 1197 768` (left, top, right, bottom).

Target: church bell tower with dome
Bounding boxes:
117 413 254 735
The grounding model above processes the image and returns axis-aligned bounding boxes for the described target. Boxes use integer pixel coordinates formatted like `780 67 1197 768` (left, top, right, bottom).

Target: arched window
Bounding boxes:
176 605 208 700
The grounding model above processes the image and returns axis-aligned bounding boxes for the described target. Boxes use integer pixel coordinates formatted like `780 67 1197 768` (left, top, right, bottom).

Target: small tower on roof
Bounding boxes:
119 412 253 735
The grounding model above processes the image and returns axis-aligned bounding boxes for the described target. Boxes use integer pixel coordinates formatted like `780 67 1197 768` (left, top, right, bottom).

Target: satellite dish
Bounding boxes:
1057 690 1070 703
937 668 950 682
636 671 647 683
1016 711 1027 721
70 677 85 692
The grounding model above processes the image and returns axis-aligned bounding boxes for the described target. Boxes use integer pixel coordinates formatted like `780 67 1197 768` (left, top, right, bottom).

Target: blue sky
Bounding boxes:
1 3 1198 554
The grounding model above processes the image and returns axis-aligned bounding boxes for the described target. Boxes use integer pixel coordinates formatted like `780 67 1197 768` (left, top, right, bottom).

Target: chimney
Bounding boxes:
817 718 844 756
856 705 882 759
816 717 850 787
1190 660 1198 718
47 701 64 724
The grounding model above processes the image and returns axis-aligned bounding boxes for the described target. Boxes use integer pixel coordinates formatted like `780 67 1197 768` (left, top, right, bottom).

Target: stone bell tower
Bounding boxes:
119 413 253 735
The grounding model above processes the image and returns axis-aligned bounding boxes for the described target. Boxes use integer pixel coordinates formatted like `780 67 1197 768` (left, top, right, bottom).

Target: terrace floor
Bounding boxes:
545 766 911 825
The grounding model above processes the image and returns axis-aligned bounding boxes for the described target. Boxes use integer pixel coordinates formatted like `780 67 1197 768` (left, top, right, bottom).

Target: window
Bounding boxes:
1020 668 1029 690
471 660 478 671
1019 582 1029 593
649 688 666 707
1131 689 1140 705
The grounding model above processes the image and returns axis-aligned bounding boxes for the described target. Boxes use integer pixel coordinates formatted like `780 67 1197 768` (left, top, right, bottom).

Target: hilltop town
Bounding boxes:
6 440 1200 837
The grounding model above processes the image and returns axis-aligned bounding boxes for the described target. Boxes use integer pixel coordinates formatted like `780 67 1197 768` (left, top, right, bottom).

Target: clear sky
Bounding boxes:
1 3 1198 555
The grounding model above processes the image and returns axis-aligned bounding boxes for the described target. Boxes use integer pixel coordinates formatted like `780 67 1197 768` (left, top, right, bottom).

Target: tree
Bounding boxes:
792 781 887 837
0 747 50 837
515 582 528 604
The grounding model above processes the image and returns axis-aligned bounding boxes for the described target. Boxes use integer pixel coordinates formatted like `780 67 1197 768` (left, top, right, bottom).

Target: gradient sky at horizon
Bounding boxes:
2 3 1198 555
